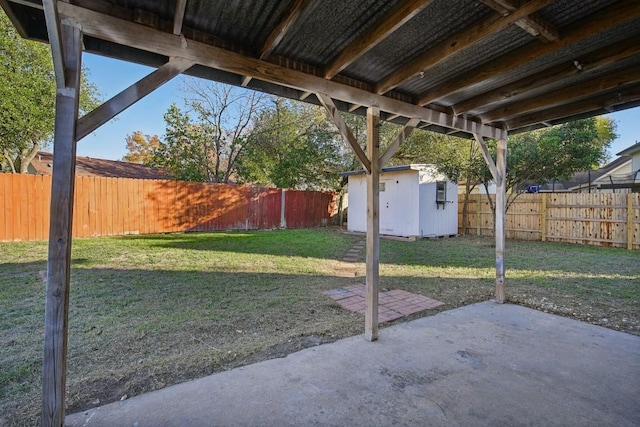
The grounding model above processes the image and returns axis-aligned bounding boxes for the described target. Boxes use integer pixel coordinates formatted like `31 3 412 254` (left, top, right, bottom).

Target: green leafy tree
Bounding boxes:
151 103 217 182
478 117 616 219
238 98 342 190
0 10 100 173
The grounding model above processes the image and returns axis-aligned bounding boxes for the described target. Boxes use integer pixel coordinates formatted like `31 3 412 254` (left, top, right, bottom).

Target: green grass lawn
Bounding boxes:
1 228 638 426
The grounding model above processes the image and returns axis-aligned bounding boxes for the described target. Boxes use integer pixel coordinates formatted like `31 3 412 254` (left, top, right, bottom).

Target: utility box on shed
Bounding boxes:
343 164 458 238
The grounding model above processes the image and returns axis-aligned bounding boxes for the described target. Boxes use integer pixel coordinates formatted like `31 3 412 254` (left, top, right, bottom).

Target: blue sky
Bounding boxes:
78 53 639 162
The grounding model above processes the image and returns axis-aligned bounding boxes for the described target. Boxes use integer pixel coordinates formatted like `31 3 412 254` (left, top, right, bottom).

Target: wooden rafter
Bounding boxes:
76 57 196 140
173 0 187 35
260 0 309 60
506 83 640 130
324 0 434 79
317 93 371 173
375 0 555 95
42 0 65 88
480 0 558 42
57 2 505 140
481 65 640 124
379 118 420 167
417 0 640 106
241 76 252 87
453 35 640 115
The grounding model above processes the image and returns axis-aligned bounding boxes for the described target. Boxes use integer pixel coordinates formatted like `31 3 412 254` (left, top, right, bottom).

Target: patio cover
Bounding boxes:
1 1 639 425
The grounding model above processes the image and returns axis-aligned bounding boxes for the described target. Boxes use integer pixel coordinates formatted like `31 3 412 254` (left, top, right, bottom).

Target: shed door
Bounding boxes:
379 178 415 236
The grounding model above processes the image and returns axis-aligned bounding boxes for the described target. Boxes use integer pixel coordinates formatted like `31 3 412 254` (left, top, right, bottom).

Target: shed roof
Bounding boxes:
340 164 438 177
2 0 639 139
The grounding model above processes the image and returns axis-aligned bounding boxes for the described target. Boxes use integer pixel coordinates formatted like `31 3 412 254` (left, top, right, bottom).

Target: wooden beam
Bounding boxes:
324 0 434 79
379 118 420 167
241 76 252 87
506 83 640 130
417 0 640 106
76 57 195 140
453 35 640 115
481 65 640 124
260 0 309 60
494 136 507 303
365 106 380 342
317 93 371 173
375 0 555 95
473 134 499 182
514 12 558 43
56 2 505 140
299 91 312 100
480 0 558 42
173 0 187 35
42 0 66 88
42 22 82 427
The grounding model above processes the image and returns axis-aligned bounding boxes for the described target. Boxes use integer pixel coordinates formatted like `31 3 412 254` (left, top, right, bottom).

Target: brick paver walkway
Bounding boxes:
323 284 444 323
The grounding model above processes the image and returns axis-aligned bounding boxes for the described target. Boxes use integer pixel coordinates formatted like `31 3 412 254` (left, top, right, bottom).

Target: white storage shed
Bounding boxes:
344 164 458 238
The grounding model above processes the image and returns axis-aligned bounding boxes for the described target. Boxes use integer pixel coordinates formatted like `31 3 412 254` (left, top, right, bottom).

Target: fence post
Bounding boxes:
476 194 481 236
280 189 287 229
541 193 547 242
628 193 634 250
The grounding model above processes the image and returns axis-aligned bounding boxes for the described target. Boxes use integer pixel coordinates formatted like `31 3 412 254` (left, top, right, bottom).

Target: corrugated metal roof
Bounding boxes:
274 0 395 67
403 25 534 99
343 0 489 85
2 0 638 136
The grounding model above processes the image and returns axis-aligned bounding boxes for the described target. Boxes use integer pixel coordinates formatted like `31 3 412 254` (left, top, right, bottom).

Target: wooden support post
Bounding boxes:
42 22 82 427
628 193 634 250
541 193 547 242
494 137 507 303
365 106 380 341
474 133 507 302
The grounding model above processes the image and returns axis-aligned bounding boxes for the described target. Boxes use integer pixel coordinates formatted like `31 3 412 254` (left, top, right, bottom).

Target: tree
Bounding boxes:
238 98 342 190
151 103 217 182
181 79 267 183
0 10 100 173
479 117 616 219
122 131 160 164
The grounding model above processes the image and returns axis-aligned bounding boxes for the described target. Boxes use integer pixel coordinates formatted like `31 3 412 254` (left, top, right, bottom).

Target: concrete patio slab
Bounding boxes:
66 302 640 427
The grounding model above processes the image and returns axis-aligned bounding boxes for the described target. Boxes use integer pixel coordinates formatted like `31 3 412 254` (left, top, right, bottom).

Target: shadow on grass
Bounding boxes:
119 228 354 261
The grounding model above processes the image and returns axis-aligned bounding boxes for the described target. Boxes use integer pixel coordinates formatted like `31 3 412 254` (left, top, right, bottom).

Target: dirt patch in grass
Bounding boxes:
1 229 638 426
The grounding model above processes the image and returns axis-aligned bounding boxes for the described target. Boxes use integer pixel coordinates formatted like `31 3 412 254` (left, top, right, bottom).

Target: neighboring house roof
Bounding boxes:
29 152 170 180
617 141 640 157
559 156 630 189
542 155 638 192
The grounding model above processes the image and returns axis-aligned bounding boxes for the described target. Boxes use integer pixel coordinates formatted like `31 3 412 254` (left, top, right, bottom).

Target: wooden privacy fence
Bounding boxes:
0 174 336 242
458 192 640 250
